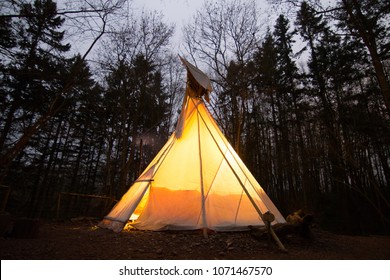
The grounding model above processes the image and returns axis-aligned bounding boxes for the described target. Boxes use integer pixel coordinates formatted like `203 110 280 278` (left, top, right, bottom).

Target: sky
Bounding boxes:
132 0 204 49
58 0 206 56
128 0 337 57
132 0 204 28
128 0 311 69
56 0 287 59
131 0 270 50
59 0 336 59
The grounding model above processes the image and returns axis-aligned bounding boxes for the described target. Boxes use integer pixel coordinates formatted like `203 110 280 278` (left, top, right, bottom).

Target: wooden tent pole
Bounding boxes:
197 103 209 238
263 211 287 252
268 224 286 252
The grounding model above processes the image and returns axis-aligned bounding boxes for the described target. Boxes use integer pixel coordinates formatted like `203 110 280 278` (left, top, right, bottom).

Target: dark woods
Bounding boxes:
0 0 389 235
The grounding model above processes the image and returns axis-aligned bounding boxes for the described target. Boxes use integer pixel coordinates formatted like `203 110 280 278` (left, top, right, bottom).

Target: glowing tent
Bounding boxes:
99 57 286 236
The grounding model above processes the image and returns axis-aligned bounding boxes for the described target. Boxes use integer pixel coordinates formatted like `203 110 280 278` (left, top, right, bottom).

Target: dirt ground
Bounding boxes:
1 219 390 260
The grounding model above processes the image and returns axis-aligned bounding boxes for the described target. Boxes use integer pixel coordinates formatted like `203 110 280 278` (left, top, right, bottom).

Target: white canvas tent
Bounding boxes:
99 57 286 238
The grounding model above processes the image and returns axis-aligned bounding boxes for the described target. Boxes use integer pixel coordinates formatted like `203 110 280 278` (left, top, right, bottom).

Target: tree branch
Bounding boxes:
0 9 105 19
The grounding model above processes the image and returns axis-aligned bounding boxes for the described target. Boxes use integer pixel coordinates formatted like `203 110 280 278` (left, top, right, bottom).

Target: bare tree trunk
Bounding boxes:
70 127 87 192
0 100 19 152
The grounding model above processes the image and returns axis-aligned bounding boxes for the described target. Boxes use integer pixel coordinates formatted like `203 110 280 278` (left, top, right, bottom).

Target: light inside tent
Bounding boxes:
129 213 140 221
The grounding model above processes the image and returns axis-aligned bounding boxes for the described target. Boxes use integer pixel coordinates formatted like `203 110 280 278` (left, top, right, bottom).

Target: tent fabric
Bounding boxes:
99 58 286 233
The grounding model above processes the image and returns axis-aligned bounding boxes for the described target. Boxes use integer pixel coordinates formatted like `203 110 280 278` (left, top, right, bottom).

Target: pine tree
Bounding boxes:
273 15 300 205
0 0 71 164
104 55 170 197
337 0 390 115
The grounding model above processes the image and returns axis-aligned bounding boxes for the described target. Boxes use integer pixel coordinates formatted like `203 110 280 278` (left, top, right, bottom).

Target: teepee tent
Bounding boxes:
99 57 286 237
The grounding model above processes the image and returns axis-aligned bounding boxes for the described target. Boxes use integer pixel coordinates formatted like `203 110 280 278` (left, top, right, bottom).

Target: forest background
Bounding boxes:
0 0 389 235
